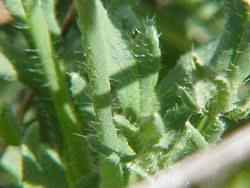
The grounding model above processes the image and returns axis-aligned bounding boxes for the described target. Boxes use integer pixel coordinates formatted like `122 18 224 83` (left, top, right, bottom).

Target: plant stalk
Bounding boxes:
75 0 125 187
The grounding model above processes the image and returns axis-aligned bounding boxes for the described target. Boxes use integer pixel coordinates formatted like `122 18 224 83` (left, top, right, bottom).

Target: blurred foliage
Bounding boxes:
0 0 250 188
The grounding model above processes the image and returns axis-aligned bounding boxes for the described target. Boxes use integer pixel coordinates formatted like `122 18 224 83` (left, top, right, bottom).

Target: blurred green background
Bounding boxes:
1 0 250 188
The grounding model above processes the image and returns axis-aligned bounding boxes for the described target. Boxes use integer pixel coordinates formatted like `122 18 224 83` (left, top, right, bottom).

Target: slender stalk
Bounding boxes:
23 2 92 187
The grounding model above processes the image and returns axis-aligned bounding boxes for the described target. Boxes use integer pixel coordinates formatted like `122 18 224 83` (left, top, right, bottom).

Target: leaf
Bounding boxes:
41 0 61 35
76 0 140 119
163 104 191 130
200 116 226 143
0 51 17 82
75 0 162 120
209 0 249 72
162 125 195 167
135 113 165 153
100 154 125 188
177 86 198 111
76 0 136 159
129 19 161 117
69 72 95 124
113 114 138 133
69 72 87 97
128 143 165 176
193 80 217 111
113 114 138 141
0 146 22 187
22 125 68 188
0 104 21 146
116 135 135 157
7 0 60 35
22 1 94 186
185 121 208 149
156 130 177 150
207 76 232 116
4 0 26 19
156 40 218 113
156 51 196 113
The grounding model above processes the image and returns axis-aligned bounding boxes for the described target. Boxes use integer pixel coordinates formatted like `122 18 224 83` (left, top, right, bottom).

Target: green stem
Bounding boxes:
75 0 124 187
75 0 120 155
23 3 92 187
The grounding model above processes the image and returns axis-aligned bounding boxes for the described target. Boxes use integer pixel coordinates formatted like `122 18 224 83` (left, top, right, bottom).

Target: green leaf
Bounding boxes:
0 51 17 82
156 130 178 150
21 1 93 186
207 76 232 116
162 125 195 167
185 121 208 149
210 0 249 72
156 50 196 113
113 114 138 144
100 154 125 188
76 0 135 157
22 125 68 188
0 146 22 187
200 116 226 143
76 0 140 119
41 0 61 35
0 104 21 146
75 1 139 187
156 40 218 113
129 19 161 117
4 0 26 19
193 80 217 112
163 104 191 130
135 113 165 153
113 114 138 134
69 72 87 97
15 0 60 35
177 86 198 111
